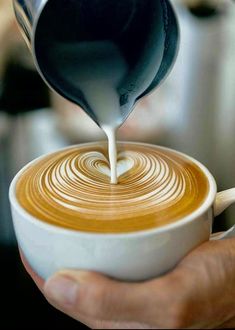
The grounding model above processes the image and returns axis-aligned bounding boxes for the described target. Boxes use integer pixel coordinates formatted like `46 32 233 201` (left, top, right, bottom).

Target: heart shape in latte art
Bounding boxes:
93 151 135 179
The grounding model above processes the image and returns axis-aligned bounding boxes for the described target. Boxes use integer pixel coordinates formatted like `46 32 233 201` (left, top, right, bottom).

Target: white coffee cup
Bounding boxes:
9 144 235 281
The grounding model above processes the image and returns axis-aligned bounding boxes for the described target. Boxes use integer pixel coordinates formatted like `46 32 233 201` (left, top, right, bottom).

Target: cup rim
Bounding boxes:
9 142 217 239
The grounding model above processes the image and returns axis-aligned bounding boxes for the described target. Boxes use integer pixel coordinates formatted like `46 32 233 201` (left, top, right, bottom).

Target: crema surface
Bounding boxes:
16 143 209 233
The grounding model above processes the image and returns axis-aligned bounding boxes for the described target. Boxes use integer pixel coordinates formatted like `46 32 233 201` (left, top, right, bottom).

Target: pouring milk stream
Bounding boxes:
48 41 128 184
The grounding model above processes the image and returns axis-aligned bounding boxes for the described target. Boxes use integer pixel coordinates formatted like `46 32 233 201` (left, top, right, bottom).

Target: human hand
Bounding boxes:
21 238 235 329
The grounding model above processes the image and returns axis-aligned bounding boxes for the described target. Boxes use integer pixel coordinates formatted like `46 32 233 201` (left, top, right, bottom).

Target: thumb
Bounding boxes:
43 270 153 323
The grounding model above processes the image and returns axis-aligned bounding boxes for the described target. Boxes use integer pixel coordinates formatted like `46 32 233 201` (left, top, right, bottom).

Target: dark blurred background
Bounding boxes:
0 0 235 328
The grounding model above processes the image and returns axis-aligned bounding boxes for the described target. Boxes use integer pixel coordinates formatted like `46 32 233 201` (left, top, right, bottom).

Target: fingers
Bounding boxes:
43 270 157 324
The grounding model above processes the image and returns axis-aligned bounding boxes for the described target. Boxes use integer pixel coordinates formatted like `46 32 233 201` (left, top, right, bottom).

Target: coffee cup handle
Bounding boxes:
211 188 235 240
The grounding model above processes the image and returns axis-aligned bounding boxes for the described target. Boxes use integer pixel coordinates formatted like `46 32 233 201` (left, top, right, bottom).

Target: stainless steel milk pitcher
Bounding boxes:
13 0 179 126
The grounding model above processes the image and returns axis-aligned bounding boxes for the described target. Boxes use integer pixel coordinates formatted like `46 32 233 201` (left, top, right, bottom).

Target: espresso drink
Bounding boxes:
16 143 209 234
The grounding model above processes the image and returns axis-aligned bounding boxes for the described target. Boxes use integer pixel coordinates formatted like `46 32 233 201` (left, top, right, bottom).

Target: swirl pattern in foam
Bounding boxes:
16 143 209 233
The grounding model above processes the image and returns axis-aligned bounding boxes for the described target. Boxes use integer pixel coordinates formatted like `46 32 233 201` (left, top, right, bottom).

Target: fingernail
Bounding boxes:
44 275 79 307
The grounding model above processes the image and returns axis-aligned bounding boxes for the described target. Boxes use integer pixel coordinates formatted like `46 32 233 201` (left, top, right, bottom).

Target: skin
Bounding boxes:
21 238 235 329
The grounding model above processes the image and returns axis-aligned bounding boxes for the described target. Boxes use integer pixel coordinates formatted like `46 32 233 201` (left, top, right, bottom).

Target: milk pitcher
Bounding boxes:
13 0 179 126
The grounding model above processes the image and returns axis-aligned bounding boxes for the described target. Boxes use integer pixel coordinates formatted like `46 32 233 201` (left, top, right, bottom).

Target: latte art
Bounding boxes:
16 143 209 233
